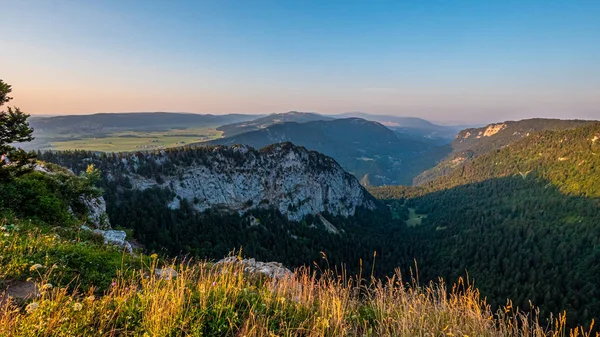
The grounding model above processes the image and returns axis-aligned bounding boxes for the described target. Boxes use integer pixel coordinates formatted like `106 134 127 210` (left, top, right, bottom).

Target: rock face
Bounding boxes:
80 196 110 229
126 143 377 221
215 257 293 280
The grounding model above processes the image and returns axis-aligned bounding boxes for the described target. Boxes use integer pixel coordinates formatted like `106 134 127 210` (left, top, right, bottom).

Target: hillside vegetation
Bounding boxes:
415 119 596 185
2 249 593 336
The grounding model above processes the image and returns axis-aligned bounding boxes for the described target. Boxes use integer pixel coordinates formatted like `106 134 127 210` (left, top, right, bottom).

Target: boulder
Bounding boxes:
91 229 133 254
154 267 178 280
215 257 293 280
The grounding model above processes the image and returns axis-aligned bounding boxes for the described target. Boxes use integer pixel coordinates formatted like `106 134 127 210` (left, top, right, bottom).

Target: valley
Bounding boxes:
34 121 600 330
3 2 599 334
46 127 223 152
4 106 600 334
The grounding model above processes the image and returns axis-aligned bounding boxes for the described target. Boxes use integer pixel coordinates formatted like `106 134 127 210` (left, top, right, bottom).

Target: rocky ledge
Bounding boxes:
215 257 293 280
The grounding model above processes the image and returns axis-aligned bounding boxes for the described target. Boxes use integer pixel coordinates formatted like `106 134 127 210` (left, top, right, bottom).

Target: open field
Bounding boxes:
405 207 427 227
48 127 222 152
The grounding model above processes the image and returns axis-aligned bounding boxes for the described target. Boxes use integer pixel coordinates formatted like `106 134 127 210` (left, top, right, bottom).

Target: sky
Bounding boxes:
1 0 599 124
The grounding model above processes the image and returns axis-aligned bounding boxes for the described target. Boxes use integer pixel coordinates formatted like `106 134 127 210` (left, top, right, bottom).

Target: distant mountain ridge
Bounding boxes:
334 112 468 141
216 111 332 137
207 117 450 186
29 112 260 134
414 118 598 185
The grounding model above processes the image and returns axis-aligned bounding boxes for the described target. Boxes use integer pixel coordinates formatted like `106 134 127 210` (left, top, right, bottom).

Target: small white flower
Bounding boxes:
41 283 53 291
29 264 43 271
25 302 39 313
73 302 83 311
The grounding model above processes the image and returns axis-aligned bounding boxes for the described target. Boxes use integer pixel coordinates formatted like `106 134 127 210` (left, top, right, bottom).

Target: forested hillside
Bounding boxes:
424 123 600 196
414 119 597 185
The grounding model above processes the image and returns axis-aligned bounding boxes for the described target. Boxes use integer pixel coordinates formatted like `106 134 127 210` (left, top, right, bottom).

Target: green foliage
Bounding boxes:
0 79 36 179
0 214 144 292
0 79 12 106
0 168 101 226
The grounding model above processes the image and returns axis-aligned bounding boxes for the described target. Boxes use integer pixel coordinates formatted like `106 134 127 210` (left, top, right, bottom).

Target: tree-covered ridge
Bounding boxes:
414 118 597 186
426 123 600 197
372 123 600 199
39 142 344 179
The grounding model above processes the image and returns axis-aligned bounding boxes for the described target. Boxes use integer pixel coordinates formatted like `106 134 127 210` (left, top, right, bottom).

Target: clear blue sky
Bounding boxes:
2 0 599 123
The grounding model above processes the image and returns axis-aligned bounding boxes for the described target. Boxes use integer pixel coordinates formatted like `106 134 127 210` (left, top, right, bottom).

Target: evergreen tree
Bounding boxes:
0 79 36 179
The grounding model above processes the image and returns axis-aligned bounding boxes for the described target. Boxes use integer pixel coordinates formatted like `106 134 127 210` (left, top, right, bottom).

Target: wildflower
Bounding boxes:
150 253 158 259
3 233 9 237
41 283 53 291
212 281 217 287
30 264 43 271
73 302 83 311
85 295 96 302
25 302 39 313
111 281 117 287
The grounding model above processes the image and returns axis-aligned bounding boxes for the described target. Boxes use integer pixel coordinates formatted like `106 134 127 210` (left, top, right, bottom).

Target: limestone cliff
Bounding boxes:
116 142 376 221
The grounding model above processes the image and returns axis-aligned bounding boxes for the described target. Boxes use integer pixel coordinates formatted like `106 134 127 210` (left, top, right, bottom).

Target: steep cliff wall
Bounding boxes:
111 143 376 221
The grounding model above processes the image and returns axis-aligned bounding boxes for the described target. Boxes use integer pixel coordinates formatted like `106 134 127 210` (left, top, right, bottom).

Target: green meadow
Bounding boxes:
48 127 222 152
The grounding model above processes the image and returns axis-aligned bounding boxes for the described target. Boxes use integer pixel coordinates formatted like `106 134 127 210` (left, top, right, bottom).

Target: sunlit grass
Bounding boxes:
1 255 596 336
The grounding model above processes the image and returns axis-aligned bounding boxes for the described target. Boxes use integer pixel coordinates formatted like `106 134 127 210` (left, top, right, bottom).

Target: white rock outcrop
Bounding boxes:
215 257 293 280
80 196 110 229
82 226 133 254
154 267 178 280
126 143 376 221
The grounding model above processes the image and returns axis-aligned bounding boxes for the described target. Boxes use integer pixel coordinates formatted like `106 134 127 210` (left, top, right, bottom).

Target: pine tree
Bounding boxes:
0 79 36 179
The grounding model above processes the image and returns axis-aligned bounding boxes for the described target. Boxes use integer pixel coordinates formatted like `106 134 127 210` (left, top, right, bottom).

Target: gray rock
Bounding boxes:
81 196 110 229
93 229 133 253
154 267 178 280
126 143 376 221
215 257 293 280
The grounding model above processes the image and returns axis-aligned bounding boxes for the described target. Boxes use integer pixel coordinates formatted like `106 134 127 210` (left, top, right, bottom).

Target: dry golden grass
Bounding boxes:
0 257 596 337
